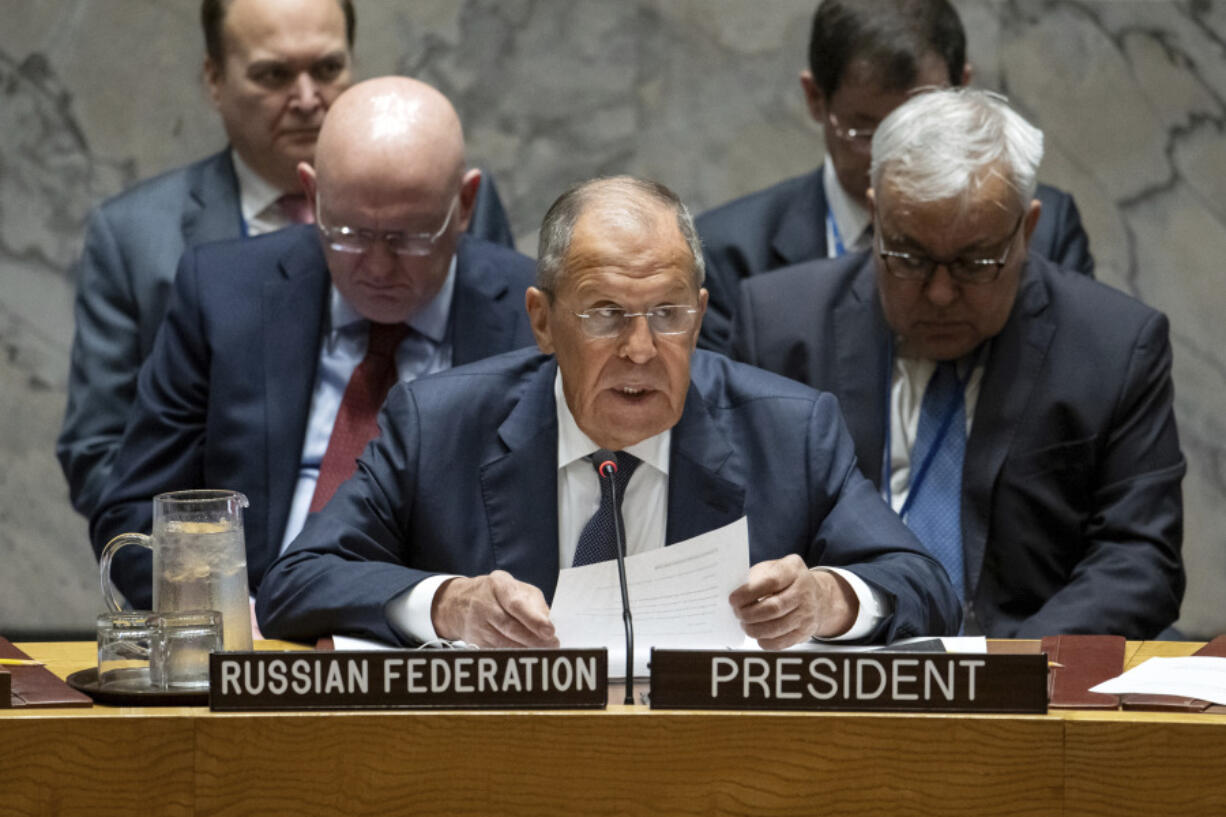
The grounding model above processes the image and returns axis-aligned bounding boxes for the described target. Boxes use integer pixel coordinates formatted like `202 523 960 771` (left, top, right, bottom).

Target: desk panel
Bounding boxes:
7 640 1226 817
193 711 1061 816
1 714 195 817
1066 718 1226 817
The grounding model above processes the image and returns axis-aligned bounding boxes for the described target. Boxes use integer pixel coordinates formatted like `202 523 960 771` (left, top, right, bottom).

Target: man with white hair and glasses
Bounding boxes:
695 0 1094 354
733 87 1185 638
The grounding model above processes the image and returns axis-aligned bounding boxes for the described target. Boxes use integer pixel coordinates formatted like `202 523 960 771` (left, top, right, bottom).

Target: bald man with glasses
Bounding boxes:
733 88 1185 640
91 77 536 610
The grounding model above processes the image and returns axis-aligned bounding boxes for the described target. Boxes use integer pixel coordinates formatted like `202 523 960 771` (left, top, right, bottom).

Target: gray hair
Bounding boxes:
536 176 706 293
870 87 1044 211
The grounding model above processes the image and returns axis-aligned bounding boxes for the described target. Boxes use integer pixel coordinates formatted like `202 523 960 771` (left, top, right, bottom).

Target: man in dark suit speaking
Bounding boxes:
59 0 516 519
92 77 536 610
733 88 1185 638
257 176 960 648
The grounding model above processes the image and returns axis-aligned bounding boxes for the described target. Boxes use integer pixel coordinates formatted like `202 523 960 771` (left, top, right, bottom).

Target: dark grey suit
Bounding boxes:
58 149 516 516
696 167 1095 353
732 251 1185 638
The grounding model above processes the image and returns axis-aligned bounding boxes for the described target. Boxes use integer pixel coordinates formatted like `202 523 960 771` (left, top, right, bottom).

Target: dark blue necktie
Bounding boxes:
905 361 966 601
572 451 641 567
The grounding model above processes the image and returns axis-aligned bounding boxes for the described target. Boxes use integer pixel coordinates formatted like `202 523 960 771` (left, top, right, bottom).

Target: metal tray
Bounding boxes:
65 667 208 706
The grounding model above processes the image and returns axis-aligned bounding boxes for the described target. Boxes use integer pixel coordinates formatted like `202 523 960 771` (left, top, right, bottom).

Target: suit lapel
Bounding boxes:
450 237 516 365
258 231 330 579
479 359 562 601
181 150 243 246
961 258 1054 602
835 259 890 486
770 168 828 266
665 381 746 544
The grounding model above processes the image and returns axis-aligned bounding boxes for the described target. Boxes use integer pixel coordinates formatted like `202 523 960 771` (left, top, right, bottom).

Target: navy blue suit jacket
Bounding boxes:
59 148 517 518
256 348 961 645
695 167 1094 353
731 251 1185 638
91 226 537 609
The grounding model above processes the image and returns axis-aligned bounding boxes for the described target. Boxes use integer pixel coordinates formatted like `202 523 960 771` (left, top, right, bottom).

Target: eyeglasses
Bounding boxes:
569 304 700 339
826 112 875 152
875 214 1025 285
316 194 458 256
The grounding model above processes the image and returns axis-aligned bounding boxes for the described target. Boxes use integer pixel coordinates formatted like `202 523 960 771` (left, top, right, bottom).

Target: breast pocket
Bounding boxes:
1009 435 1099 478
993 435 1101 580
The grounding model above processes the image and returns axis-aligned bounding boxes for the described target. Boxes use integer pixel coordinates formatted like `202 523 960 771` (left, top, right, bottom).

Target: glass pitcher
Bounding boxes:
100 489 254 652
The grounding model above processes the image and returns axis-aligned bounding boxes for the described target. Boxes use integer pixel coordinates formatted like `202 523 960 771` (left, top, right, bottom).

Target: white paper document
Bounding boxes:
550 517 751 677
1089 656 1226 704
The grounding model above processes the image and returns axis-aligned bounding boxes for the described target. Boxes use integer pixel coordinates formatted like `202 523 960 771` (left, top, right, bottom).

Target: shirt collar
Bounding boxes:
326 254 457 344
553 369 671 475
231 149 286 228
822 162 872 252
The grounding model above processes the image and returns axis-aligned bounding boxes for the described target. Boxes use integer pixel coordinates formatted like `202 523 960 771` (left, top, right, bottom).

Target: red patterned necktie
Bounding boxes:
309 322 412 512
276 193 315 225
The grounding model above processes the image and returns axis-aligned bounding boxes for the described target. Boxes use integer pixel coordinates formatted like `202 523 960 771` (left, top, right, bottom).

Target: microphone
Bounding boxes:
593 449 635 705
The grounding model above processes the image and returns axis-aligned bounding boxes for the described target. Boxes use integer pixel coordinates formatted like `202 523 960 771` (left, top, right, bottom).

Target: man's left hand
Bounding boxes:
729 555 858 649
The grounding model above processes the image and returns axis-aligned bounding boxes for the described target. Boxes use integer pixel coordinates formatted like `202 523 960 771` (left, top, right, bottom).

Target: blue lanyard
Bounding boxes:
827 211 846 257
880 338 978 519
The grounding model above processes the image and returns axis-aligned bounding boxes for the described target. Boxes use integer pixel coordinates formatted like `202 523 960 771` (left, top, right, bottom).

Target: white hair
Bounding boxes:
870 87 1044 210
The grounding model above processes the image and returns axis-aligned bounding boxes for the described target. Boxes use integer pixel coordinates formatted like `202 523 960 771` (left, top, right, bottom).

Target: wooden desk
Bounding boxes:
3 641 1224 817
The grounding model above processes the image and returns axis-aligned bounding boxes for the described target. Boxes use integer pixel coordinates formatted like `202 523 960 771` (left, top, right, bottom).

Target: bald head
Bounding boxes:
299 76 480 325
311 76 466 207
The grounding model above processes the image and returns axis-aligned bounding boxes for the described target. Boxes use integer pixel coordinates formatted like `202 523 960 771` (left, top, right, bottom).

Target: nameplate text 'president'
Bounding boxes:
649 650 1047 713
209 649 607 711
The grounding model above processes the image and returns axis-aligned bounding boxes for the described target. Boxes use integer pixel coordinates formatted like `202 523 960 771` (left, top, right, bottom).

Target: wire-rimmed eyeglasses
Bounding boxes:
569 304 700 339
316 194 458 256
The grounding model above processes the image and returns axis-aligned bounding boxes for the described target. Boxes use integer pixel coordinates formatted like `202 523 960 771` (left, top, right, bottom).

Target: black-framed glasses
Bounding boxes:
316 194 458 256
569 304 700 339
875 213 1025 285
826 111 875 152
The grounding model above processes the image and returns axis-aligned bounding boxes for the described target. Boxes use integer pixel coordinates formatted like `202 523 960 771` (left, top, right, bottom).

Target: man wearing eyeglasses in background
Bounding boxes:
732 88 1185 639
694 0 1094 354
91 76 536 611
255 175 961 648
59 0 518 522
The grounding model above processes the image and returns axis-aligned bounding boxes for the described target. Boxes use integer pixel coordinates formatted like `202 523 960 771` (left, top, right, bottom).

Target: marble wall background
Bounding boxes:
0 0 1222 637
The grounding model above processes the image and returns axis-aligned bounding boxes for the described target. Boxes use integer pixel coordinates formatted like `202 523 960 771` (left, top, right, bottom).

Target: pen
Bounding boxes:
0 658 44 667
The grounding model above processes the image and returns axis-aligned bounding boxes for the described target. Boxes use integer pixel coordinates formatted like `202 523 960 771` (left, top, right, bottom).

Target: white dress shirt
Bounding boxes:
278 259 456 553
389 370 886 643
232 151 297 237
885 353 985 512
822 163 873 257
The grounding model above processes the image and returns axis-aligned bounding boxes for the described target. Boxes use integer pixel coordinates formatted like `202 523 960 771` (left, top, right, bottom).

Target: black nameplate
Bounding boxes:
649 650 1047 713
209 649 607 711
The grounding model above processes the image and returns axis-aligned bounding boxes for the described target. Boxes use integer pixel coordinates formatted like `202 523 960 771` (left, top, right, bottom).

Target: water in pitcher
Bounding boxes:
154 520 253 652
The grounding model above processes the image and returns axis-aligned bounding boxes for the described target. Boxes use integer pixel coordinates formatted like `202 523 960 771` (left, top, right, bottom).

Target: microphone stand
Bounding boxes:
598 456 635 706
